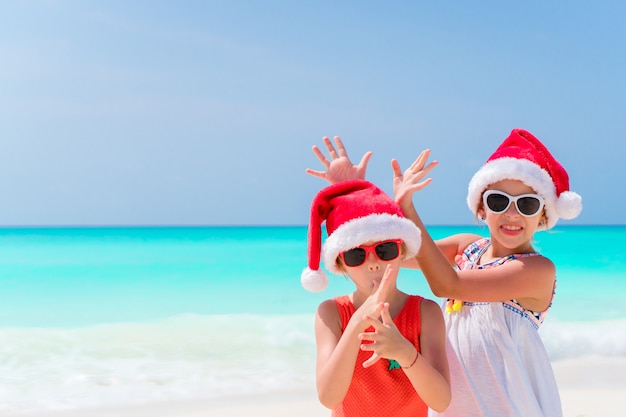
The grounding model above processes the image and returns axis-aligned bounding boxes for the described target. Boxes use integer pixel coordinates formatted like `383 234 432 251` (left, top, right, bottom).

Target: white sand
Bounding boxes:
3 393 329 417
553 357 626 417
5 357 625 417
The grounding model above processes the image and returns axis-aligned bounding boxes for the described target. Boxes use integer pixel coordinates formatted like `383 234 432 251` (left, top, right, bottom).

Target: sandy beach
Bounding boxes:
6 357 624 417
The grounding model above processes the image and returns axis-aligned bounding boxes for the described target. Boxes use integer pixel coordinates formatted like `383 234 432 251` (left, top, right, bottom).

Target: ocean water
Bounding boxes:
0 225 624 413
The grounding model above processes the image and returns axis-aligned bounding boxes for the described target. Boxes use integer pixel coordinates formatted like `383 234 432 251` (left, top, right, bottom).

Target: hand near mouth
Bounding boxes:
355 264 397 325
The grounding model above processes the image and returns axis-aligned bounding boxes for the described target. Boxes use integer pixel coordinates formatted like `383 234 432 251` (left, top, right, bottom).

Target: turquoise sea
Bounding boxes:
1 225 625 413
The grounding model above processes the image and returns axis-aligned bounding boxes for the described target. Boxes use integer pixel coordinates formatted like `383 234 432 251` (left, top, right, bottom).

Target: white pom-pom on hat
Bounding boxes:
556 190 583 220
301 267 328 292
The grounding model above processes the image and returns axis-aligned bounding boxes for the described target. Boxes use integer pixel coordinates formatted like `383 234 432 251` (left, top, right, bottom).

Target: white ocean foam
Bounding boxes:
540 317 626 361
0 313 624 413
0 314 316 413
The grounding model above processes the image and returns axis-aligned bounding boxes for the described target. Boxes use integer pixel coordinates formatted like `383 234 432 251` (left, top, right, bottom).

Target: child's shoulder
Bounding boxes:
456 233 485 245
403 296 443 320
437 233 484 256
315 298 342 326
417 298 446 335
316 296 349 316
517 252 556 273
438 233 483 246
418 297 442 313
317 297 340 309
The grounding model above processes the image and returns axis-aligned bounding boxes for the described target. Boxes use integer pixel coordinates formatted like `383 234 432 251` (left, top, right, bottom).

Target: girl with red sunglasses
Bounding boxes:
301 180 450 416
307 129 581 417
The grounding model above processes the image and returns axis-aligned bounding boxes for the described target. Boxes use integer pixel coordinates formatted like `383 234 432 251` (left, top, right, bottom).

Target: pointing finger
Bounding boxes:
380 302 393 325
373 264 396 301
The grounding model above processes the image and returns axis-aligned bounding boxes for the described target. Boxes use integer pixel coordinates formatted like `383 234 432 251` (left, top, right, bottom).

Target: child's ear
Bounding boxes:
477 207 486 221
335 257 346 273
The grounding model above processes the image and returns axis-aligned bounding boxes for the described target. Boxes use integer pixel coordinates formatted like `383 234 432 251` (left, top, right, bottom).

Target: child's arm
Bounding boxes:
391 150 480 269
314 299 365 408
394 153 556 311
402 233 480 270
305 136 372 184
359 301 451 411
408 299 451 411
314 265 395 409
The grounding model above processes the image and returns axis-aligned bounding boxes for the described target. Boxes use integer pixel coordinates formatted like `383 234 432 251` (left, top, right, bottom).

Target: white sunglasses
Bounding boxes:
482 190 545 217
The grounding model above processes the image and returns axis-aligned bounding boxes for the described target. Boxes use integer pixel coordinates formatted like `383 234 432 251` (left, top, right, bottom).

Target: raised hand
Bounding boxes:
359 302 417 368
305 136 373 184
353 264 396 320
392 149 438 207
344 264 397 338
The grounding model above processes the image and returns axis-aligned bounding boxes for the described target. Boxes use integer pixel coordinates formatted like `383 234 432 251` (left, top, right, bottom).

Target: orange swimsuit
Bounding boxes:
331 294 427 417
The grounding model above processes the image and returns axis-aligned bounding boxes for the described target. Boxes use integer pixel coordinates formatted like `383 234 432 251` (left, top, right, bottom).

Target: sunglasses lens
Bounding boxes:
342 248 367 267
485 191 543 217
486 193 510 213
341 241 401 267
517 197 542 216
375 241 400 261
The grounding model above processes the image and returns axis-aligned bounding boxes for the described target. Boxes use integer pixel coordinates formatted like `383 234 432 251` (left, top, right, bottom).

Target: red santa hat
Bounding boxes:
467 128 582 230
301 180 421 292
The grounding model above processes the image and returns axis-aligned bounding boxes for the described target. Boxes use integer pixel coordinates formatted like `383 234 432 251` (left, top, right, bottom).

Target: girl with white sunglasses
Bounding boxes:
307 129 582 417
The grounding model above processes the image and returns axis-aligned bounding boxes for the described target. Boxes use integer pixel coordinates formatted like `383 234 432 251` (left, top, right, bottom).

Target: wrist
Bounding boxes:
396 196 413 209
401 346 419 369
347 315 370 335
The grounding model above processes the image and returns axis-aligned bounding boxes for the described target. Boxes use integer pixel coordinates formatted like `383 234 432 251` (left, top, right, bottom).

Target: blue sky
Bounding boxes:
0 1 623 226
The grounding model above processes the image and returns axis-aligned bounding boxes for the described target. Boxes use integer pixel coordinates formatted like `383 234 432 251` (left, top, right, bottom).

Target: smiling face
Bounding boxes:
478 179 546 257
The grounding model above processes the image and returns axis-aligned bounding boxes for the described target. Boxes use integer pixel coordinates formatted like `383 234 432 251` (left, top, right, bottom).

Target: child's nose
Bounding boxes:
505 201 521 217
366 252 380 271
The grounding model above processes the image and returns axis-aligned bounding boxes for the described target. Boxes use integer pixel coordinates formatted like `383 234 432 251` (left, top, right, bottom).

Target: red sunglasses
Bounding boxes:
339 239 403 267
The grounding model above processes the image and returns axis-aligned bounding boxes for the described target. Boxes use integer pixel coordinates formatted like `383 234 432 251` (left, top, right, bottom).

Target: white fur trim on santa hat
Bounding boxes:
321 213 421 274
467 157 561 230
301 267 328 292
